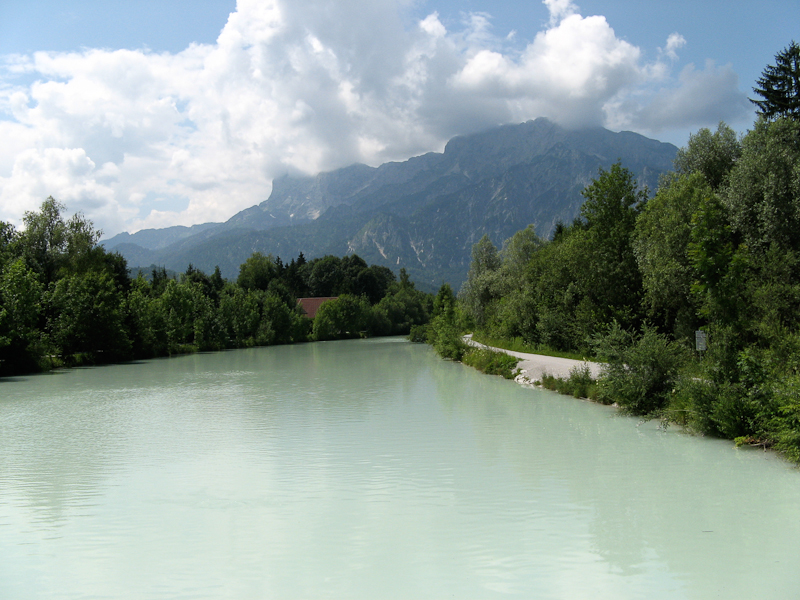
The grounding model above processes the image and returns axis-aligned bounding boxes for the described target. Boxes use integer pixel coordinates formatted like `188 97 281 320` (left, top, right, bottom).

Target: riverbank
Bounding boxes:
463 334 603 386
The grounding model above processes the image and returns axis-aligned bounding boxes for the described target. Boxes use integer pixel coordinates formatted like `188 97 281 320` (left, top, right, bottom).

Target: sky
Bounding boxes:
0 0 796 238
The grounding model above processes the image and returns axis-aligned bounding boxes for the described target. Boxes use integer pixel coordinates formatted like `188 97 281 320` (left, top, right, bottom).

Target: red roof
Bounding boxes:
297 297 338 319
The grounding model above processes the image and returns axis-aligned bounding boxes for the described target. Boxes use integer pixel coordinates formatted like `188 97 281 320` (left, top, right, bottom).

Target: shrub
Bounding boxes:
540 365 598 399
462 347 519 379
426 314 466 361
566 364 595 399
594 322 689 416
408 324 428 343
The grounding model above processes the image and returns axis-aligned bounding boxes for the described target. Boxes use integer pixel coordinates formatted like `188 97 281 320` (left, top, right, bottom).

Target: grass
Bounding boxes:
539 364 600 401
470 333 593 362
461 347 520 379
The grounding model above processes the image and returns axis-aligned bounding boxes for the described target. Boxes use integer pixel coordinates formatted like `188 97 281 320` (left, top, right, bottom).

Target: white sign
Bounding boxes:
695 331 708 352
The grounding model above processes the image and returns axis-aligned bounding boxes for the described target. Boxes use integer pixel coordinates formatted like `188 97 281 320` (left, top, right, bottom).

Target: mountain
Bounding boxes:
104 118 678 289
102 222 221 250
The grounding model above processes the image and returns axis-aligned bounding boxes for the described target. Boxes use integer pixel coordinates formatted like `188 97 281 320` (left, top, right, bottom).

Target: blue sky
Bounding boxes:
0 0 796 236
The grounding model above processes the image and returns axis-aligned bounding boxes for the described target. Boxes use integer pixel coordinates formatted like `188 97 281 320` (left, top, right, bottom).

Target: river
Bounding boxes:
1 337 799 599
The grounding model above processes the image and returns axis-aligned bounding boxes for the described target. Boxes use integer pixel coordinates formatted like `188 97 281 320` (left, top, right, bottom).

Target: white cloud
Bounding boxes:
0 0 750 236
626 60 752 132
451 11 643 127
662 33 686 61
543 0 578 26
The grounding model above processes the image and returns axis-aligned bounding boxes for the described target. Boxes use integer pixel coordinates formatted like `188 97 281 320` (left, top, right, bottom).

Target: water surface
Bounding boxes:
1 338 799 598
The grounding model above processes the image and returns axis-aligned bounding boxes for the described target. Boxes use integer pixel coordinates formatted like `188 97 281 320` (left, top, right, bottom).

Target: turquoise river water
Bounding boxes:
1 337 799 599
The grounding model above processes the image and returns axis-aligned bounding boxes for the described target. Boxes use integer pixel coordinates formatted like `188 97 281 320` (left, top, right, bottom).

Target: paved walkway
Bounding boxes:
464 335 603 385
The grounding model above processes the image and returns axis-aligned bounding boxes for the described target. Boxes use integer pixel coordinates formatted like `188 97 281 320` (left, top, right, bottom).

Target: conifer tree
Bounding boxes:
751 41 800 119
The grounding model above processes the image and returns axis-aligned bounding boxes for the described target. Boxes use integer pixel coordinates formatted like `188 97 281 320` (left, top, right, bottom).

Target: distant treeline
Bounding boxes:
0 199 431 376
423 114 800 462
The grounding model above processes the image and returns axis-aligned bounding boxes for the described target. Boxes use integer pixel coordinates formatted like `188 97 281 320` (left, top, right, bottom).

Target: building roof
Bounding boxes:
296 297 338 319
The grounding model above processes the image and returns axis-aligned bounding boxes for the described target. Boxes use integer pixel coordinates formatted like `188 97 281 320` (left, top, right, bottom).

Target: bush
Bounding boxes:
566 364 596 399
313 294 369 341
540 365 598 399
462 347 519 379
594 322 689 415
408 324 428 343
774 375 800 462
426 314 467 361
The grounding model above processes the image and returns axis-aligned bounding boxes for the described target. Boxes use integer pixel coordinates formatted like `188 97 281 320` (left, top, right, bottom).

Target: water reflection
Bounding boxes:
429 351 800 595
1 338 799 599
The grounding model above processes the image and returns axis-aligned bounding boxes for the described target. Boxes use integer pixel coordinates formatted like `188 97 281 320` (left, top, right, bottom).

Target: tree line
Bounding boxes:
0 198 432 376
422 43 800 461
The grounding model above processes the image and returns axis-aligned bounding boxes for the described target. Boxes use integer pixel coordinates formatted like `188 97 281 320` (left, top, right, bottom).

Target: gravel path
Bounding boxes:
464 335 603 385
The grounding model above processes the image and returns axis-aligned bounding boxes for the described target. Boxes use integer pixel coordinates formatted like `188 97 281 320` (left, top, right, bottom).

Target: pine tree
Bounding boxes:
751 41 800 119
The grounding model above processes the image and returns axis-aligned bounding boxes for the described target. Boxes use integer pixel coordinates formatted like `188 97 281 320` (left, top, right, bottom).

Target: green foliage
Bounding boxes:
578 162 647 331
313 294 370 341
724 116 800 255
634 172 709 339
482 226 542 342
461 347 519 379
432 283 456 319
425 305 467 361
18 197 103 285
687 194 748 330
751 41 800 120
429 114 800 463
0 258 45 374
373 275 431 335
674 122 741 190
470 333 588 361
540 365 598 400
237 252 278 291
594 322 689 416
1 199 430 376
47 271 131 362
0 221 16 268
525 229 593 351
773 374 800 462
408 324 428 343
459 234 502 328
307 255 344 297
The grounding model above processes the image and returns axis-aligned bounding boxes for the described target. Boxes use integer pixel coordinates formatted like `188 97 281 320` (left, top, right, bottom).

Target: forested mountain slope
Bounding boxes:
103 118 677 288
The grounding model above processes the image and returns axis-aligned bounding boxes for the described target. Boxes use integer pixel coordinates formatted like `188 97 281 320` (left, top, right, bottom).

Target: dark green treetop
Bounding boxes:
751 41 800 120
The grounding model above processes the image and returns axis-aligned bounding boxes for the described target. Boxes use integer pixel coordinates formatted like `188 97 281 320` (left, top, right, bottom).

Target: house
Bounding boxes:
297 297 338 319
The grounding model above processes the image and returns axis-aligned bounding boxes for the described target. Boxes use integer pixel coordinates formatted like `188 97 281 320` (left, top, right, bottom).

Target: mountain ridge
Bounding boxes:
103 118 678 289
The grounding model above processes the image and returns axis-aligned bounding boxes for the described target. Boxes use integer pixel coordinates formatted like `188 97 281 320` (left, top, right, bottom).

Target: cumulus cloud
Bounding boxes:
662 33 686 61
0 0 749 236
626 60 752 132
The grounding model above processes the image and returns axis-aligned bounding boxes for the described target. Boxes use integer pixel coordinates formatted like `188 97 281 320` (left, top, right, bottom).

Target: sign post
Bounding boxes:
695 330 707 352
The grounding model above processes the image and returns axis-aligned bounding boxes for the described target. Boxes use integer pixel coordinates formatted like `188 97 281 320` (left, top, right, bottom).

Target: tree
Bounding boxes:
634 173 710 338
751 41 800 120
0 258 44 374
375 277 430 335
0 221 17 271
674 122 741 190
459 234 501 328
307 255 344 297
19 197 102 285
432 283 456 320
313 294 369 341
723 116 800 255
579 162 647 330
47 271 131 361
237 252 278 292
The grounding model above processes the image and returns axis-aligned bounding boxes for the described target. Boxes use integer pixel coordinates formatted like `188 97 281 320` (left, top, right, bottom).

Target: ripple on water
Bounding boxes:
0 339 799 599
